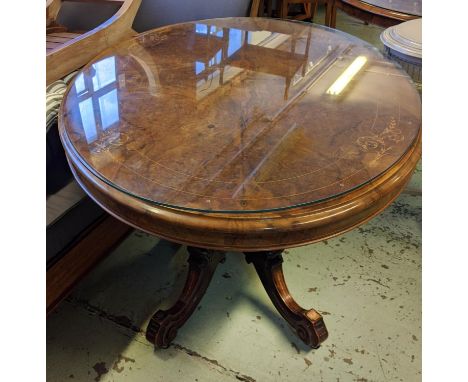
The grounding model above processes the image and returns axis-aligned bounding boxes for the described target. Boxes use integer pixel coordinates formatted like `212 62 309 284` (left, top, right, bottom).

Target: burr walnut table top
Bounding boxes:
59 17 421 251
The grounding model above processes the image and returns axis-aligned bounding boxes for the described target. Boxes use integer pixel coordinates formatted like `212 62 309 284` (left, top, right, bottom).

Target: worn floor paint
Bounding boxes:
47 7 421 382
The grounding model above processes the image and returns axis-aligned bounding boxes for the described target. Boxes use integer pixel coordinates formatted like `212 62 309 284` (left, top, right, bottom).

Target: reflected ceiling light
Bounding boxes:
326 56 367 95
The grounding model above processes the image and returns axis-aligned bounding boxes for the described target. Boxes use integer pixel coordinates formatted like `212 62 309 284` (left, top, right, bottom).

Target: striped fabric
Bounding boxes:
46 71 78 132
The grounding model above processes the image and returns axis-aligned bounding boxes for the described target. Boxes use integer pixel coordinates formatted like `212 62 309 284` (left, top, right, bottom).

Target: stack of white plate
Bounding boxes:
380 18 422 88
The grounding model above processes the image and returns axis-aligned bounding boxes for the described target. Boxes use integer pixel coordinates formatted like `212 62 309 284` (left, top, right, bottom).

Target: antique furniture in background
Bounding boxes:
46 0 141 85
280 0 317 20
59 17 421 348
324 0 421 28
381 18 421 88
251 0 318 21
46 0 143 314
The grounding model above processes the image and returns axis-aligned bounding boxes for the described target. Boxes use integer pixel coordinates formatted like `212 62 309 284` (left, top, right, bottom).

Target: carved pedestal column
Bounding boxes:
146 247 225 348
245 251 328 348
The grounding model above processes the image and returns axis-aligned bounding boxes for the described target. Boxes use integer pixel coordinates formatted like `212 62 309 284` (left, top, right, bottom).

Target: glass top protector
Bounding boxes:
61 18 421 213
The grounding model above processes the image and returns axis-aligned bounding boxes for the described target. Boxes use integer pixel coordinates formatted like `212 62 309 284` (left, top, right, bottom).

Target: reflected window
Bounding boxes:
210 26 223 37
215 49 222 65
73 55 120 145
92 57 116 91
195 23 208 35
74 73 86 95
195 62 205 75
78 98 98 144
196 23 223 38
228 28 243 57
208 49 222 67
98 89 119 130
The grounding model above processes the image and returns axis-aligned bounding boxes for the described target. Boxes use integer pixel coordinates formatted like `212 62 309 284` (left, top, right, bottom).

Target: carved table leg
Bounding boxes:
146 247 225 348
245 251 328 348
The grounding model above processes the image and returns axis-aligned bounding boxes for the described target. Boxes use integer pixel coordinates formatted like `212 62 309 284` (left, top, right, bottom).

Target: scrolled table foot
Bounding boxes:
146 247 225 348
245 251 328 348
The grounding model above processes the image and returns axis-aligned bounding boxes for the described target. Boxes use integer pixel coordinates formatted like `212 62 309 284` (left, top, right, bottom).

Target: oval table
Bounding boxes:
325 0 422 28
59 17 421 349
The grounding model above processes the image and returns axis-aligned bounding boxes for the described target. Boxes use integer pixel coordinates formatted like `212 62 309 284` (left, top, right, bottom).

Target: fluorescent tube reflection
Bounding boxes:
326 56 367 95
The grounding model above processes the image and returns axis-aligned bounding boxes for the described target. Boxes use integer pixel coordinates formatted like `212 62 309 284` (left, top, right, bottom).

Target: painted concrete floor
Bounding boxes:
47 7 422 382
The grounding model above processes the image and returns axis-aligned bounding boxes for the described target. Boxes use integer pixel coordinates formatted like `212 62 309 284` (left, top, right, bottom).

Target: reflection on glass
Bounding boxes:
326 56 367 95
195 62 205 75
195 23 224 37
72 56 121 145
129 54 159 96
211 49 222 66
74 73 86 95
248 31 272 46
194 51 222 77
191 23 316 105
92 56 116 91
78 98 98 143
98 89 119 130
195 23 208 34
228 28 243 57
211 27 223 37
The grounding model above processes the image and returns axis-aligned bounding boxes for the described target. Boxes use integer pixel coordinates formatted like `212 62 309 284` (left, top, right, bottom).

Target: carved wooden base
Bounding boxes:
146 247 225 348
245 251 328 348
146 248 327 349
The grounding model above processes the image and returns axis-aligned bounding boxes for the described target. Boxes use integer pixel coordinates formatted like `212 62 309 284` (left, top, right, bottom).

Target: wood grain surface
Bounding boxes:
325 0 421 28
59 18 421 251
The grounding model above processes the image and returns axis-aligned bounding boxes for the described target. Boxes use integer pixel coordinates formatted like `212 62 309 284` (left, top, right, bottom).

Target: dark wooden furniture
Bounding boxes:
58 17 421 349
324 0 421 28
251 0 319 21
280 0 317 20
47 215 131 314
